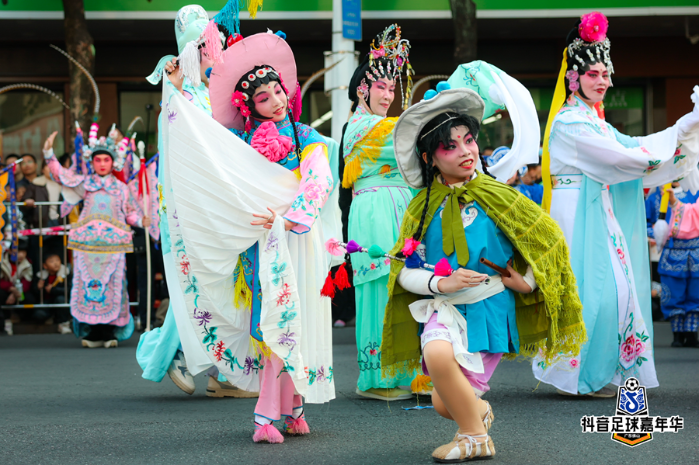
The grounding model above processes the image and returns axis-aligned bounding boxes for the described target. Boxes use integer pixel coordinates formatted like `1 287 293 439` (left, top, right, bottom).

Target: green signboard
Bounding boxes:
1 0 698 12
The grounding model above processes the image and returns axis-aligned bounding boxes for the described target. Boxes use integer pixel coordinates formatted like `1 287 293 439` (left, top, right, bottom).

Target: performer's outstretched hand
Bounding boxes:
501 260 533 294
142 216 151 228
43 131 58 154
252 207 296 231
437 268 488 293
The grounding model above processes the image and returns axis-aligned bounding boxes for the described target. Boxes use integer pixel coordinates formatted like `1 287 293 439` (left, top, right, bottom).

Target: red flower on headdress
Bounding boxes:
231 91 246 107
579 12 608 43
241 106 251 117
227 33 243 47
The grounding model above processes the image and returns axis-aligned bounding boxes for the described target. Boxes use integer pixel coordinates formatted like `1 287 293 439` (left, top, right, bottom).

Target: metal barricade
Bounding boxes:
2 200 138 310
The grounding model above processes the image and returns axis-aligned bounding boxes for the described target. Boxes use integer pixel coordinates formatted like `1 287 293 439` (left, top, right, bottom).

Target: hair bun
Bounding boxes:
566 20 582 45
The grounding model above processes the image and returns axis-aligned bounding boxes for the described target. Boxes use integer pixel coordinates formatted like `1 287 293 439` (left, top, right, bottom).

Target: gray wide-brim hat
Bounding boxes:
394 88 485 189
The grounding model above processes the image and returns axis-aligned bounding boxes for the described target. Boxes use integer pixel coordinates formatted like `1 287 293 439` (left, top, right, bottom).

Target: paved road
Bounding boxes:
1 323 697 464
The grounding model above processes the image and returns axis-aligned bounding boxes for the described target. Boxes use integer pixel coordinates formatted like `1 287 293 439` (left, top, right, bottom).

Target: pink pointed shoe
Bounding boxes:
253 422 284 443
284 411 310 435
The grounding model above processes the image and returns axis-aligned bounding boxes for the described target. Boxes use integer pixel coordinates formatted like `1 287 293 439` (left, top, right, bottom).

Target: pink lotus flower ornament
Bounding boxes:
579 12 608 43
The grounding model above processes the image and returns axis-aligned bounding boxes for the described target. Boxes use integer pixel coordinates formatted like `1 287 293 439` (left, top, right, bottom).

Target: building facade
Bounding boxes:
1 0 698 157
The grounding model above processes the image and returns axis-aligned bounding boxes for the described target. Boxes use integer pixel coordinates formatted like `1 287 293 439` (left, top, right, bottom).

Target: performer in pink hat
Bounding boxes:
205 30 335 444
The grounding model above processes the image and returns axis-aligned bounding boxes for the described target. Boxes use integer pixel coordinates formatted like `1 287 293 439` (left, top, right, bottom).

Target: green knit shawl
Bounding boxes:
379 172 586 377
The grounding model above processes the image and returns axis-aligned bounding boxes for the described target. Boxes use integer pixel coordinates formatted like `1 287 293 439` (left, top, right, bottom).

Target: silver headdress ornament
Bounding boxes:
359 24 414 110
567 12 615 83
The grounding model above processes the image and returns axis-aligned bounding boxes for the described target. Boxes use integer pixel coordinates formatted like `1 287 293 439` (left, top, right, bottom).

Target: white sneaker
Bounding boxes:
167 350 195 395
104 340 118 348
4 319 13 336
57 321 72 335
206 376 259 398
81 339 103 348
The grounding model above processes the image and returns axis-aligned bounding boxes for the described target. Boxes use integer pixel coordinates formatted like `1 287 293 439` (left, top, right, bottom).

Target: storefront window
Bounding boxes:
119 91 161 156
0 91 65 162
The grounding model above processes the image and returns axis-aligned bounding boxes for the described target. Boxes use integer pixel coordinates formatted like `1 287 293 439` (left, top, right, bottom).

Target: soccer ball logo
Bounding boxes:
625 378 640 391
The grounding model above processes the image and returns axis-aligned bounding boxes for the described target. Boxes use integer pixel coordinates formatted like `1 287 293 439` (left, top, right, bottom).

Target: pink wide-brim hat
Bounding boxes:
210 33 298 131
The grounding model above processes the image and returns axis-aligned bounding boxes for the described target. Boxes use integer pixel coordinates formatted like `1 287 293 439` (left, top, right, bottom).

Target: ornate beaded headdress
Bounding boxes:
566 12 614 89
75 122 129 174
359 24 413 110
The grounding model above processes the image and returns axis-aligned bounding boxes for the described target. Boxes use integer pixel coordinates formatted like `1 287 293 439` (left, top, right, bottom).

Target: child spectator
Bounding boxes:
37 253 72 334
515 163 544 205
1 243 35 334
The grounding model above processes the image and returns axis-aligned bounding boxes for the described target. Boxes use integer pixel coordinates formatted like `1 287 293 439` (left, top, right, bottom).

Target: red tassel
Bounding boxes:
334 262 351 291
320 269 336 298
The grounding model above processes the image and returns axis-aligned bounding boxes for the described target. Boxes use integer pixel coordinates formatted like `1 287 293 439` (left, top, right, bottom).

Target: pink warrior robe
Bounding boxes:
669 197 699 240
47 155 143 326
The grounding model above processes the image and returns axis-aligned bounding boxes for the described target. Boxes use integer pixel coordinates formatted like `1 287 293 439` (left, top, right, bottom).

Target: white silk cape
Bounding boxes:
160 81 335 403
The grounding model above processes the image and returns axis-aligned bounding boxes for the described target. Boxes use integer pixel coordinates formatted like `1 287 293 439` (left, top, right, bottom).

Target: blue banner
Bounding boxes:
342 0 361 41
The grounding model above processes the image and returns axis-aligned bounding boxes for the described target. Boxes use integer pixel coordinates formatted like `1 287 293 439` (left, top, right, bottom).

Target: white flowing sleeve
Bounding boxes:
398 267 444 295
551 118 699 192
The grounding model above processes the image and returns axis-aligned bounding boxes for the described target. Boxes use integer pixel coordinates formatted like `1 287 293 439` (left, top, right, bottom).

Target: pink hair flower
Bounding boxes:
565 70 579 82
371 49 385 59
579 11 608 43
402 237 421 257
231 91 246 107
240 106 251 118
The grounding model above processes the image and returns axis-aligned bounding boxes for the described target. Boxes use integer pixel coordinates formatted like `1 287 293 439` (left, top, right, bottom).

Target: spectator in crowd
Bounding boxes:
24 159 62 227
19 153 38 187
4 154 23 184
59 153 72 169
36 253 72 334
1 242 35 335
514 162 544 205
22 159 63 267
481 145 495 158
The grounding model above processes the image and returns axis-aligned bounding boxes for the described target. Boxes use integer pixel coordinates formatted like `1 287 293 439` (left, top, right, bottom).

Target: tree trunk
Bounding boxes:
450 0 477 66
63 0 95 150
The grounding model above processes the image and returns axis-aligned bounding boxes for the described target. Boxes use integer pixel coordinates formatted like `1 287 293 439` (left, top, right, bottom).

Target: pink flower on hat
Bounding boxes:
240 106 251 117
579 12 608 43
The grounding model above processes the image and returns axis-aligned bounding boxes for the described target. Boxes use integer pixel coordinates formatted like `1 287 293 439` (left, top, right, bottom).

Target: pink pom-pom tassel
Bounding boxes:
434 258 453 277
202 20 224 64
253 423 284 444
402 237 421 257
325 238 345 256
285 416 310 435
